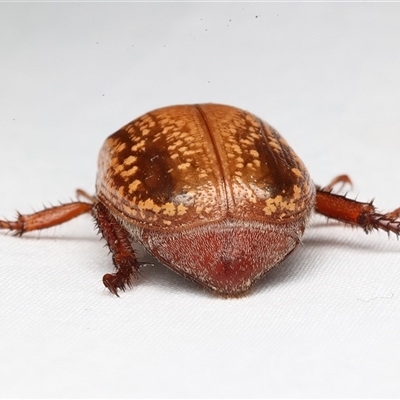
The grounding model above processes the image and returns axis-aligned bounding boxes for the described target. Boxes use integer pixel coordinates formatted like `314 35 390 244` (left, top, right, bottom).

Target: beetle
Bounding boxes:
1 103 399 296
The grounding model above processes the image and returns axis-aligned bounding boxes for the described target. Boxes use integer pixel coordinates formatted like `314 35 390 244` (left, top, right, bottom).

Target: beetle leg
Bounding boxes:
315 188 400 236
383 207 400 220
321 174 353 193
76 188 97 203
92 202 141 296
0 202 93 236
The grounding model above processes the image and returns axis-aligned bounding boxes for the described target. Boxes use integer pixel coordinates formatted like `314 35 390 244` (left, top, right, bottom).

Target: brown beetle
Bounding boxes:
1 104 399 296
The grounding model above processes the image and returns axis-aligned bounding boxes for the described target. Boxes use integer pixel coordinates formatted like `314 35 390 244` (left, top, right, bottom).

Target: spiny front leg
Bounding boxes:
92 202 141 296
315 175 400 236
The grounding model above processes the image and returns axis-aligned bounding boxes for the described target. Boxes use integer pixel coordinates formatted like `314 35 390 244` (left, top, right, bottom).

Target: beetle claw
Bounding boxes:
103 273 122 296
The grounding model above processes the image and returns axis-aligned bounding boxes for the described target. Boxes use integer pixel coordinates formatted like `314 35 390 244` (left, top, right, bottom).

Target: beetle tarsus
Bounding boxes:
103 273 121 296
365 211 400 236
103 267 138 297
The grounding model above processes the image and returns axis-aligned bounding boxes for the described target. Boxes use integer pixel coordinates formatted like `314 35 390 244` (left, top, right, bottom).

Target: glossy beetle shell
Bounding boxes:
96 104 316 294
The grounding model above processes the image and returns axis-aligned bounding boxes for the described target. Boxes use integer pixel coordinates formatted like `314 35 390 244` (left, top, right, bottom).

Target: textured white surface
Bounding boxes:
1 3 400 398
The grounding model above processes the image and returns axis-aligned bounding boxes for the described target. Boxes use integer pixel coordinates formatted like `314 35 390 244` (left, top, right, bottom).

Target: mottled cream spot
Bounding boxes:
250 132 259 140
232 144 242 154
171 153 179 160
162 126 174 134
141 128 150 136
263 192 298 216
131 140 145 152
128 180 141 193
291 168 303 178
162 202 176 216
269 141 281 152
249 149 259 158
178 163 191 170
159 117 171 125
177 203 188 215
138 198 161 214
120 166 138 178
114 164 125 173
124 156 137 166
240 138 253 146
263 198 277 215
115 142 126 153
163 219 172 225
293 185 301 199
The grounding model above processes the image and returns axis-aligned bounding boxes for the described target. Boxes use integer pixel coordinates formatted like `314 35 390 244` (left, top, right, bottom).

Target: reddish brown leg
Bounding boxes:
76 188 97 203
321 174 353 192
92 202 141 296
315 176 400 236
0 202 93 236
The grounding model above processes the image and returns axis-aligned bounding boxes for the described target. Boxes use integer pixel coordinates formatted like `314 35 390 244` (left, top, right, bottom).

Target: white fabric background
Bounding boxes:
1 3 400 398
